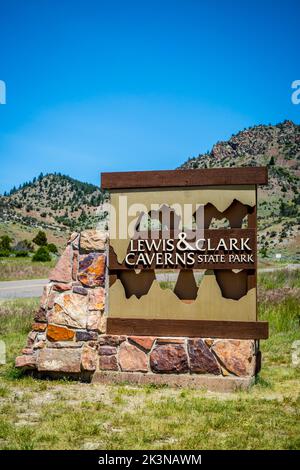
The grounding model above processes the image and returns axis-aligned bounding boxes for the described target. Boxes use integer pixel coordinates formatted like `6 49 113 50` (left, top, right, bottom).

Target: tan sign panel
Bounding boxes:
101 168 268 339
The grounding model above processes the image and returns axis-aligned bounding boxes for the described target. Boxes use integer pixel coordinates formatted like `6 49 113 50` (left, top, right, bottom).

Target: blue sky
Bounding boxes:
0 0 299 193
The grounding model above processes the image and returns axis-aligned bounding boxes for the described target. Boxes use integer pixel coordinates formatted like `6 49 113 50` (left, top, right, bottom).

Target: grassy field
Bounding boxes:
0 222 68 252
0 271 299 450
0 257 56 281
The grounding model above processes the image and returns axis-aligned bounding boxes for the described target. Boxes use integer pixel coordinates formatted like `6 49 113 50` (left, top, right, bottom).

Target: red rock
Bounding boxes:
99 346 117 356
150 344 188 373
26 331 37 347
49 245 72 283
53 283 72 292
47 324 75 342
37 348 81 373
119 342 148 372
129 336 155 351
88 287 105 311
78 253 106 287
15 355 36 369
99 355 118 371
212 340 255 377
187 339 221 375
98 335 126 346
81 345 97 371
22 348 34 355
34 307 47 323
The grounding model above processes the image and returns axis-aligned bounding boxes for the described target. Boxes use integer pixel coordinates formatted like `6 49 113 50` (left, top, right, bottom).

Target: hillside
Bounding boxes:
0 121 299 260
181 120 300 259
0 174 107 245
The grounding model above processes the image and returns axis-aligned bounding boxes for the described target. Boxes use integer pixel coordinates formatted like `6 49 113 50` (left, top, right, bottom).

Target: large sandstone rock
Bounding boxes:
15 355 36 369
80 229 107 252
37 348 81 373
78 253 106 287
212 340 255 377
119 342 148 372
49 245 72 283
48 293 88 329
187 339 220 375
150 343 188 373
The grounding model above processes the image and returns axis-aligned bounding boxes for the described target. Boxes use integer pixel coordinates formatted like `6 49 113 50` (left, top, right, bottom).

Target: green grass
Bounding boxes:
0 257 56 281
0 278 299 449
258 268 300 290
0 298 39 379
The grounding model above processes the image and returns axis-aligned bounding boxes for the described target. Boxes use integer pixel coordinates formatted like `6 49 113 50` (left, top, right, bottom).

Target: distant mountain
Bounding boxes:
0 121 299 260
0 173 106 233
180 120 300 259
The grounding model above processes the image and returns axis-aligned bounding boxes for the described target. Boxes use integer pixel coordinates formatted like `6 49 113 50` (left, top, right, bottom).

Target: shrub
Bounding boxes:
0 249 10 258
15 251 29 257
32 246 51 262
0 235 12 252
32 230 48 246
268 156 275 166
259 247 268 258
47 243 58 254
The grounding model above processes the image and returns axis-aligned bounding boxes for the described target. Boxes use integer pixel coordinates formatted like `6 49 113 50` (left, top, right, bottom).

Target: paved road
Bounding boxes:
0 264 299 300
0 279 48 300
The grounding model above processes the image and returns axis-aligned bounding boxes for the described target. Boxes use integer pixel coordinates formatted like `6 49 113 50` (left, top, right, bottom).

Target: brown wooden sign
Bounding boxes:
101 167 268 189
101 167 268 340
